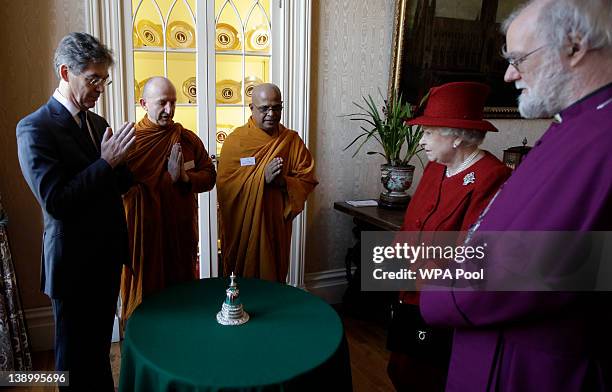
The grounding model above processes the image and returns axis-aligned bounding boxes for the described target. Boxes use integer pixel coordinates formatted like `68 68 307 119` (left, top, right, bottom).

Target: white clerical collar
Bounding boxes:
597 97 612 110
53 88 80 118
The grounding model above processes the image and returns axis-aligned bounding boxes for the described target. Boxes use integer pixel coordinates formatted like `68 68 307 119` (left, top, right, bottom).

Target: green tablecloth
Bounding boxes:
119 278 352 391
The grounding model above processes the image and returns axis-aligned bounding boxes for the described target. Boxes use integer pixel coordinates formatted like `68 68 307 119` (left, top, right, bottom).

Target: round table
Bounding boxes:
119 278 352 391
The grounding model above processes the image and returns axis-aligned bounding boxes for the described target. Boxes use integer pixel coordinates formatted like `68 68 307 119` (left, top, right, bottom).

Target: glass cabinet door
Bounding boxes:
123 0 278 278
129 0 203 275
131 0 198 132
214 0 272 156
212 0 275 277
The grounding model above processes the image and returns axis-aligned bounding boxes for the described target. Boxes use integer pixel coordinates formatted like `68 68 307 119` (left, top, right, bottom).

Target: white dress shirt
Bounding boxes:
52 89 98 151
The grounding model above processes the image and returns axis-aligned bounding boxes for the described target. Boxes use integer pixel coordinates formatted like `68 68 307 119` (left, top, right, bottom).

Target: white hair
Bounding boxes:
503 0 612 52
502 0 611 117
438 127 486 147
502 2 530 34
541 0 612 52
517 54 573 118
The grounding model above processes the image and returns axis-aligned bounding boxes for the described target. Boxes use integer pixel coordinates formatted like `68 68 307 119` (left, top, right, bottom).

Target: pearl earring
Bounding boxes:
453 142 459 148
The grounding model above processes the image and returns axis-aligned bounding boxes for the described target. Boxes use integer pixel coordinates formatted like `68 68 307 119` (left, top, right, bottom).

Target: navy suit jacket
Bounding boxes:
17 97 132 299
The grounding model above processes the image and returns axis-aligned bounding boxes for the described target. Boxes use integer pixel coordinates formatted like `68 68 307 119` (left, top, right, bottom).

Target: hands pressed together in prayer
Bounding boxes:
168 143 189 183
101 122 136 168
264 157 286 187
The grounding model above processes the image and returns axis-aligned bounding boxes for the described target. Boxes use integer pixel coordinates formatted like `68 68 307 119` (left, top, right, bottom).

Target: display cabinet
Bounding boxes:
128 0 276 155
89 0 312 285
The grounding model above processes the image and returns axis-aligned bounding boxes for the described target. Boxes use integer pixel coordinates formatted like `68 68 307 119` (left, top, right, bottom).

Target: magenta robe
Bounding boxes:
420 84 612 391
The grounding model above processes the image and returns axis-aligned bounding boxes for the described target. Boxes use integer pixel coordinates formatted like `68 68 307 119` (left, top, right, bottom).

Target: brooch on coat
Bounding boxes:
463 172 475 186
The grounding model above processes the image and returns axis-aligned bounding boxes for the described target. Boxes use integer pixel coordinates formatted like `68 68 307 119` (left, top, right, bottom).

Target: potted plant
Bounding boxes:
344 90 424 208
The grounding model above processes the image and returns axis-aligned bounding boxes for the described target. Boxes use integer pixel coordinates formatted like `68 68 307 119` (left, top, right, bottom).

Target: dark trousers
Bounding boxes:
51 275 120 391
387 303 452 391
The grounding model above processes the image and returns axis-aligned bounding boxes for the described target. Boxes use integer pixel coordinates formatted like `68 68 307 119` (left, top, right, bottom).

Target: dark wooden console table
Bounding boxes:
333 201 408 321
333 201 405 231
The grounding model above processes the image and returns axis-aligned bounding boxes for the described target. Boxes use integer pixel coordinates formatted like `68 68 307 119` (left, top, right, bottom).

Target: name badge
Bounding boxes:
183 160 195 171
240 157 256 166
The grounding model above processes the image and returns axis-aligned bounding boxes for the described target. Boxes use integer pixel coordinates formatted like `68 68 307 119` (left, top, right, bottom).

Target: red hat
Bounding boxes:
406 82 498 132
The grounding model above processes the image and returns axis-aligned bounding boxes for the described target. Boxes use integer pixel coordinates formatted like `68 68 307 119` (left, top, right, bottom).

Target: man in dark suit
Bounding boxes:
16 32 135 391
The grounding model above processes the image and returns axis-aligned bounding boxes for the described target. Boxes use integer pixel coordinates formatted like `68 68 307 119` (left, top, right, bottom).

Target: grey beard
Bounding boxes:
518 60 573 118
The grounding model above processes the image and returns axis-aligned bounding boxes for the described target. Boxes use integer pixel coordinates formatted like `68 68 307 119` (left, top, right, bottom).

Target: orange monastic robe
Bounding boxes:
217 118 318 282
121 116 216 319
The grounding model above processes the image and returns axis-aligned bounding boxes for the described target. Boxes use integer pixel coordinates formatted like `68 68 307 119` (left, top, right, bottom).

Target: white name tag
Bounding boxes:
240 157 256 166
183 160 195 171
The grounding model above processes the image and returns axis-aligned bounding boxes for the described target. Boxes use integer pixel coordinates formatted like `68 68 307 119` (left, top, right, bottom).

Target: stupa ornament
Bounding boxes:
216 273 250 326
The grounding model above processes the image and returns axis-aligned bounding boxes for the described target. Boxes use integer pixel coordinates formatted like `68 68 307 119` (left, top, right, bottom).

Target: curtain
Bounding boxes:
0 195 32 370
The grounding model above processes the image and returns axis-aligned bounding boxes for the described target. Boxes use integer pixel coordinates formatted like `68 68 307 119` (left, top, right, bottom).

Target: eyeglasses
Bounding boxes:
84 75 112 87
252 103 283 114
501 44 547 73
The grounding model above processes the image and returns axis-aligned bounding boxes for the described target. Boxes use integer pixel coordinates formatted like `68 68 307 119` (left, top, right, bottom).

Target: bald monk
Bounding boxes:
121 77 216 319
217 83 318 281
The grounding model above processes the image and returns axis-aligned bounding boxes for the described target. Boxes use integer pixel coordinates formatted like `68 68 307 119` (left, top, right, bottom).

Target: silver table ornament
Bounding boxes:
216 273 250 326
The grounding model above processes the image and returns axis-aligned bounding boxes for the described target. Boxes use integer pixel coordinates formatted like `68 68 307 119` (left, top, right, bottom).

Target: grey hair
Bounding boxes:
502 1 531 34
502 0 612 51
53 32 114 79
438 127 486 147
539 0 612 52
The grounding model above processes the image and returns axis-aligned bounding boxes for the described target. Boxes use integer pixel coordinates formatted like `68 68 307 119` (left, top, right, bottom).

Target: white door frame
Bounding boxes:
87 0 313 288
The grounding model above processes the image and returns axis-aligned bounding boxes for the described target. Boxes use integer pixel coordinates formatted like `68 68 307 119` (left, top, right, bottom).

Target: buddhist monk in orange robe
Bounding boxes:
121 77 216 320
217 83 318 282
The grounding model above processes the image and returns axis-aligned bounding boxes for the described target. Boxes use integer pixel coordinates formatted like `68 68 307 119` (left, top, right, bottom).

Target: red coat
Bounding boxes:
400 151 511 304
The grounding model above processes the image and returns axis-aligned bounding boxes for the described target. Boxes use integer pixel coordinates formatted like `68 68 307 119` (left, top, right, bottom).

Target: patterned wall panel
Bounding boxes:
306 0 396 273
0 0 87 308
305 0 551 275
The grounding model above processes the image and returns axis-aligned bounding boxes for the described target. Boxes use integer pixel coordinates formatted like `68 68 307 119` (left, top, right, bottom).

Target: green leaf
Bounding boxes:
342 88 424 167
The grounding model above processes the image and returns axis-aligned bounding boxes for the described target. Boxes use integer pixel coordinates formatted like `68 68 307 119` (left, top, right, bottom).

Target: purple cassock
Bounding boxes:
420 84 612 391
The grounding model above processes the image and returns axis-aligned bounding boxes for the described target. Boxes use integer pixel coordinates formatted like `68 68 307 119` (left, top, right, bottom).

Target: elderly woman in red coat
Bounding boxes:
386 82 512 391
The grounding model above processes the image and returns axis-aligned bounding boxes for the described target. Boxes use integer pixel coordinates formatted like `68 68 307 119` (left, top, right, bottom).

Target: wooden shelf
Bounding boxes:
134 47 197 53
215 50 271 57
133 103 197 107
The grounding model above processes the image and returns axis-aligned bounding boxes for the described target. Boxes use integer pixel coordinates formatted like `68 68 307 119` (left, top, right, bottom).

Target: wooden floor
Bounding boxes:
14 309 394 392
341 310 395 392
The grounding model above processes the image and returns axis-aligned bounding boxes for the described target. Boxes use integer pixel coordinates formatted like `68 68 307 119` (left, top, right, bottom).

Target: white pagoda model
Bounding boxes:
216 273 250 326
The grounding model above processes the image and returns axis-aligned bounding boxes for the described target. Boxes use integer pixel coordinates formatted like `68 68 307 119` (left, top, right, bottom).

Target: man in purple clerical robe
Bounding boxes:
420 0 612 390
